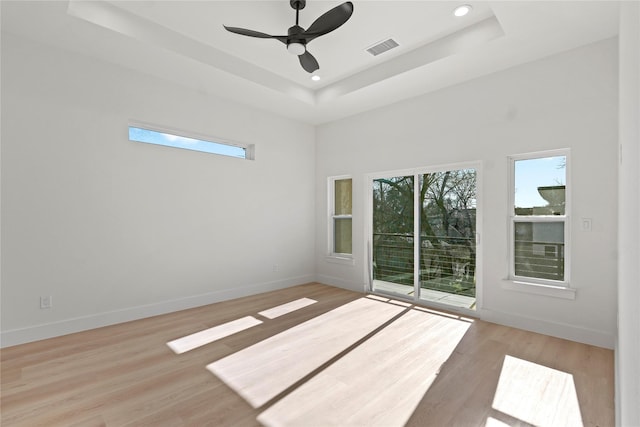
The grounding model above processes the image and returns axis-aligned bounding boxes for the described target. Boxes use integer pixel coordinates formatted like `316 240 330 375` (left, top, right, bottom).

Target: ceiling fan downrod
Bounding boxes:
290 0 306 26
287 0 307 53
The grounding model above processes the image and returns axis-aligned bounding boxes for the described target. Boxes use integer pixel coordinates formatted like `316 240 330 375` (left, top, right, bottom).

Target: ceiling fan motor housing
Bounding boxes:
288 25 306 42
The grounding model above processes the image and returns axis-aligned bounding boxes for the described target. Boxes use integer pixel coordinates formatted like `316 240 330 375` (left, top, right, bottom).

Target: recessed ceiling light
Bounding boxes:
311 75 321 81
453 4 472 17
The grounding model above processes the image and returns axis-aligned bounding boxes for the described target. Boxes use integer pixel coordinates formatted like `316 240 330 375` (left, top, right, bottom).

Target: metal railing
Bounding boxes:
372 233 476 296
514 241 564 281
372 234 564 295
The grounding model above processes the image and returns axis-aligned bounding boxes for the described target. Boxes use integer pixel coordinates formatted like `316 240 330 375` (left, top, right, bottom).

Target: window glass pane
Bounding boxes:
419 170 477 298
372 176 414 285
334 179 352 215
514 156 566 215
129 126 247 159
514 221 565 281
334 218 352 254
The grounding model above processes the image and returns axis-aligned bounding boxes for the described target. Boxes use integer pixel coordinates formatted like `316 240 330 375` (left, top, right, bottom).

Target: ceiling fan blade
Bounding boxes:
224 26 287 43
303 2 353 41
299 50 319 73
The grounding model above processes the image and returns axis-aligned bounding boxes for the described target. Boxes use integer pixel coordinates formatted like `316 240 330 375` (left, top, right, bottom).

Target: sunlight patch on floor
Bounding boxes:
258 298 317 319
207 297 406 408
257 307 471 426
484 416 512 427
492 355 583 426
166 316 263 354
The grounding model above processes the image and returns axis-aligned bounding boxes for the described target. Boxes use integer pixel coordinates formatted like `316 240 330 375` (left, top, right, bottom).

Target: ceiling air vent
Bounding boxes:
366 38 399 56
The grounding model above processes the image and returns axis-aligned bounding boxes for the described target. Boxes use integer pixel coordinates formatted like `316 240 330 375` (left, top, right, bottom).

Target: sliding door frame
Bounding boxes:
364 161 483 315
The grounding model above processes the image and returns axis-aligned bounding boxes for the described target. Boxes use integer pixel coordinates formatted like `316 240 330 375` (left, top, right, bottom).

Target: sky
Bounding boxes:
129 126 246 159
514 156 566 208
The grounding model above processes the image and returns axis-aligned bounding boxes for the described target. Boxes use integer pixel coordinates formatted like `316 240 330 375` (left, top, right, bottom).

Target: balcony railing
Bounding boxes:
514 241 564 281
372 233 476 297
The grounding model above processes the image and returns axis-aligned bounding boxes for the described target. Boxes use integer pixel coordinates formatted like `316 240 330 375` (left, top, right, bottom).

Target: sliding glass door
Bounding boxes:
371 166 478 310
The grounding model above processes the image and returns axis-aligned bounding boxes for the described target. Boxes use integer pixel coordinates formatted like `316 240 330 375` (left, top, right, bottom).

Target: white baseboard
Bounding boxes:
316 274 367 294
0 275 314 348
478 307 615 349
7 275 612 350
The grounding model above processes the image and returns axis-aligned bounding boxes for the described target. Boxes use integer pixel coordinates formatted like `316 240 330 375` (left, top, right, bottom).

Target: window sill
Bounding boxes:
502 280 576 300
325 255 355 266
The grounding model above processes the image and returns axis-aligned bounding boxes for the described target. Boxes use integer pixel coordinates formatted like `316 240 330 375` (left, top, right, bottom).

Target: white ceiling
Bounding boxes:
1 1 621 124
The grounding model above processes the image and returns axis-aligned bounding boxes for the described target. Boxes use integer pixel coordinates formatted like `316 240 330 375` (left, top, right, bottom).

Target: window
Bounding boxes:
329 177 352 257
128 123 253 160
509 150 569 286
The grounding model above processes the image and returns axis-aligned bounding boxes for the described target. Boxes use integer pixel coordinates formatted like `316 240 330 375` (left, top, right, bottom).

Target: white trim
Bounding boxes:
366 160 481 181
502 279 576 300
0 275 313 348
474 162 484 311
325 255 356 266
413 173 421 298
479 307 613 349
508 148 571 163
315 274 367 293
507 149 571 286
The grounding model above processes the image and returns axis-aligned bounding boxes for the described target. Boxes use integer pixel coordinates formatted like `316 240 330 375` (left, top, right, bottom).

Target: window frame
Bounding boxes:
128 121 255 160
327 175 354 263
507 149 571 289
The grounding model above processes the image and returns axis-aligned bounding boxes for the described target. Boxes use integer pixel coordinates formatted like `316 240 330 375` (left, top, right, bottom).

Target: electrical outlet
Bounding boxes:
272 264 279 272
40 296 52 309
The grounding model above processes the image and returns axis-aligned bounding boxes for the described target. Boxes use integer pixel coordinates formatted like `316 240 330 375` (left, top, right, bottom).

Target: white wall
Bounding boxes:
617 2 640 425
0 34 316 346
316 38 619 348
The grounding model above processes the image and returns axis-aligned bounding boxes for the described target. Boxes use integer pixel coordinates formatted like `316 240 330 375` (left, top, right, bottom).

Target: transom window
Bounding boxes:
128 123 253 160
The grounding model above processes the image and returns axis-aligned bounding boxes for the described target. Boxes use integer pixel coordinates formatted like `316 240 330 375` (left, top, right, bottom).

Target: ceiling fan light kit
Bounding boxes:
287 42 306 56
224 0 354 73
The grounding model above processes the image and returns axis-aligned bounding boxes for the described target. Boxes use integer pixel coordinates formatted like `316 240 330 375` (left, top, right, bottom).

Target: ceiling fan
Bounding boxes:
224 0 354 73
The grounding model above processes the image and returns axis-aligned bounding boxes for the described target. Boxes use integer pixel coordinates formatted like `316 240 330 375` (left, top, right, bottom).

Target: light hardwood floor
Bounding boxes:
1 283 614 426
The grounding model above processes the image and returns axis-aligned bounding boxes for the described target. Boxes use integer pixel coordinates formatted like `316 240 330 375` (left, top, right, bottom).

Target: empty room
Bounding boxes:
1 1 638 426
